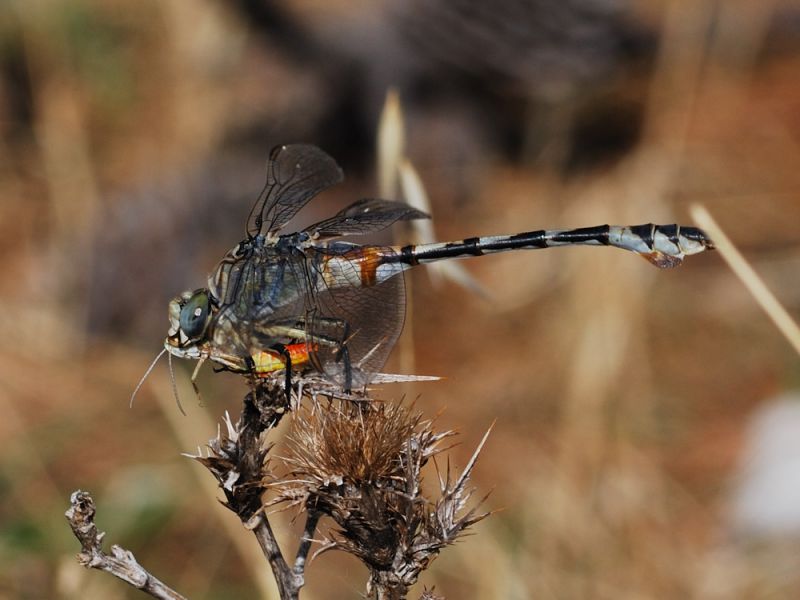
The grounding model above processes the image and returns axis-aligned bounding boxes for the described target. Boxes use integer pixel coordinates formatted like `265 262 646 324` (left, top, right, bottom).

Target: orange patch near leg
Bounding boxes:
252 343 315 376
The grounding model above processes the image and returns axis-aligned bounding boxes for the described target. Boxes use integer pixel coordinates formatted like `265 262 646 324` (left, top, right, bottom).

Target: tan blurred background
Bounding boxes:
2 0 800 598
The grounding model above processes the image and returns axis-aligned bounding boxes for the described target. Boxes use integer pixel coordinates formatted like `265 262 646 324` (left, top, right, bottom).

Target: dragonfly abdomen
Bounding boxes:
392 223 713 269
321 246 401 288
312 223 713 292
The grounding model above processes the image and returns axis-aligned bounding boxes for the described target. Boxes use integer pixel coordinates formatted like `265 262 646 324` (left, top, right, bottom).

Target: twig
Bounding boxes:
239 385 303 599
294 509 321 578
191 382 307 600
249 512 301 599
65 490 188 600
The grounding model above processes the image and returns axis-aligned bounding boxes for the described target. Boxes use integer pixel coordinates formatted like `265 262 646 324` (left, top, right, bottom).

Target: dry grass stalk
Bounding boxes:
691 204 800 358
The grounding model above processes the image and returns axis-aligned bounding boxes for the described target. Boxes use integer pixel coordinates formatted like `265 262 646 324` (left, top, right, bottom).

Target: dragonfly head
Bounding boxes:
165 289 212 358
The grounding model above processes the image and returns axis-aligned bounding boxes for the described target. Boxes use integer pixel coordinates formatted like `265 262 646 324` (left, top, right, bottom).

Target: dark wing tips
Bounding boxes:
270 144 344 185
306 198 430 239
247 144 345 237
339 198 429 221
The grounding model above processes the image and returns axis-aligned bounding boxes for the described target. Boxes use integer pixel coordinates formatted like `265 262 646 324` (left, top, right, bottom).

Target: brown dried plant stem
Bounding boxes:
68 377 489 599
66 382 317 600
199 382 313 600
249 507 320 597
65 490 187 600
249 513 299 598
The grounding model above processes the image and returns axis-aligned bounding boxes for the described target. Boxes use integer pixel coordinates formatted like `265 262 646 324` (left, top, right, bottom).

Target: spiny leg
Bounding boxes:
299 314 354 393
334 319 353 393
168 351 187 416
294 314 354 392
255 319 354 390
268 343 293 402
190 356 206 406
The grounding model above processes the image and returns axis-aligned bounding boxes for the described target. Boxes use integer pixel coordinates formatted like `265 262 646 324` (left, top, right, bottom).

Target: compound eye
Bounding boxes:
179 291 210 340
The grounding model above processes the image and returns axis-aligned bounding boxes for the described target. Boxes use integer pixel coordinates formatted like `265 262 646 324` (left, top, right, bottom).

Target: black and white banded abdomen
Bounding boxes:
390 223 713 270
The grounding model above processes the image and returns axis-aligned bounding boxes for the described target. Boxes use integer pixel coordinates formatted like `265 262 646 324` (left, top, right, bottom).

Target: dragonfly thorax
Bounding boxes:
165 289 213 358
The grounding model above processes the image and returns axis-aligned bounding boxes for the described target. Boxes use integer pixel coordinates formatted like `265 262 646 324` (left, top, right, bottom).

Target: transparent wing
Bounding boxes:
304 245 406 387
209 240 405 387
247 144 344 237
247 246 405 387
304 198 429 239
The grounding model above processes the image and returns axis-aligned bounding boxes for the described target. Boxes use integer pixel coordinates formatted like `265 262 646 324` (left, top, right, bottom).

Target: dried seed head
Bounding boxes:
187 408 275 519
274 400 491 595
281 401 445 488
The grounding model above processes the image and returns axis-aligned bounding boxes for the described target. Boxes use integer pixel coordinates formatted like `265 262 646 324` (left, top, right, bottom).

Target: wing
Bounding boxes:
247 144 344 237
224 246 405 388
304 198 430 239
304 245 406 387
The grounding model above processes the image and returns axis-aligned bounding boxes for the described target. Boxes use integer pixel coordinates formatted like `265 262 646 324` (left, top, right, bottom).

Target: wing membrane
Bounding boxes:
305 198 429 239
305 245 405 386
247 144 344 237
219 245 405 387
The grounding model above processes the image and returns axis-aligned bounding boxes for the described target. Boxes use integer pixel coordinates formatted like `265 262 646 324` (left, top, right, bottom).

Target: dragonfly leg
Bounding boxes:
302 315 353 392
336 320 353 393
268 343 293 401
256 319 355 391
190 356 206 405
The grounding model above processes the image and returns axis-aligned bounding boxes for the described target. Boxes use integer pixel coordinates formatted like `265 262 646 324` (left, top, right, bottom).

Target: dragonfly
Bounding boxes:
161 143 713 398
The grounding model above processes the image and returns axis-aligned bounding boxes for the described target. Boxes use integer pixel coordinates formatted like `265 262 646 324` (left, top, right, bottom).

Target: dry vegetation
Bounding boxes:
1 0 800 598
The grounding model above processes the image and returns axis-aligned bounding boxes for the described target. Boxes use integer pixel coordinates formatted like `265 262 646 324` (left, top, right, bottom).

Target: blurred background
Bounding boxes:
2 0 800 598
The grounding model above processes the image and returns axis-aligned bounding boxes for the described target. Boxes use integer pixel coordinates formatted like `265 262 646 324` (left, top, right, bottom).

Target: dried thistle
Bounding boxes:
187 410 271 520
187 382 314 599
70 373 492 600
273 400 492 599
281 401 448 489
187 380 291 520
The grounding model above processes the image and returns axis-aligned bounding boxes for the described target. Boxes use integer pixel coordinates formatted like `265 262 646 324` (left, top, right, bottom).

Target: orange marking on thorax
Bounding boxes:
252 342 315 375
